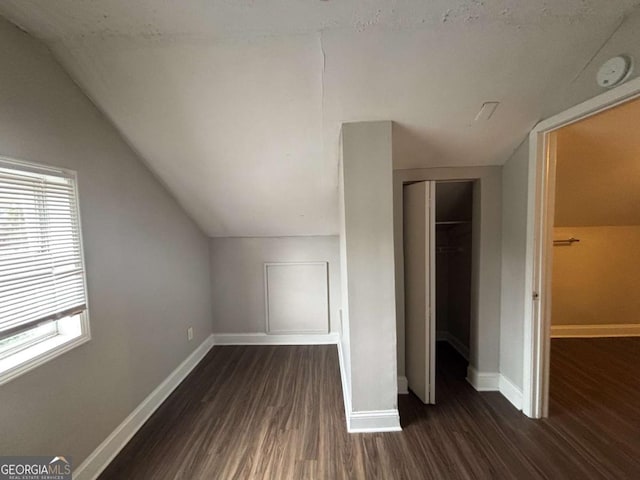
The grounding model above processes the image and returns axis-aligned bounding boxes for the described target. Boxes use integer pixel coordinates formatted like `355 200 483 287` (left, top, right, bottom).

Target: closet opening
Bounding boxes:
403 180 474 404
434 182 473 397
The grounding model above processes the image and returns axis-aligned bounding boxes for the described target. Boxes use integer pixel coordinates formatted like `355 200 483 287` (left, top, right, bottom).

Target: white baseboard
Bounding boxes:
551 323 640 338
73 335 215 480
212 332 339 345
397 375 408 394
498 374 523 411
349 409 402 433
337 339 401 433
466 366 499 391
467 366 523 411
436 331 469 361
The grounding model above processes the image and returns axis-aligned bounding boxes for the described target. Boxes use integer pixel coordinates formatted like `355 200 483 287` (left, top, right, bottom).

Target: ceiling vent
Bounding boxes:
474 102 500 122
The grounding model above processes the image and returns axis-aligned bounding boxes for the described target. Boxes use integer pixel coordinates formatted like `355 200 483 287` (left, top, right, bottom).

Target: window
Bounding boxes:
0 157 90 384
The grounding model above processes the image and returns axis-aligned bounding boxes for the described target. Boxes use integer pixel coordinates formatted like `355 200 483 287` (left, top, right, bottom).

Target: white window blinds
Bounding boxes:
0 159 87 340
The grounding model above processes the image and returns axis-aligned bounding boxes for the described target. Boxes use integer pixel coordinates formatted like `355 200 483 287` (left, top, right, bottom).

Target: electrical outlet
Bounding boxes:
187 327 193 341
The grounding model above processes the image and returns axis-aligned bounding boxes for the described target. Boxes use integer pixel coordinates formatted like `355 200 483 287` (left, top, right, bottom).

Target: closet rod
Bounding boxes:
553 237 580 246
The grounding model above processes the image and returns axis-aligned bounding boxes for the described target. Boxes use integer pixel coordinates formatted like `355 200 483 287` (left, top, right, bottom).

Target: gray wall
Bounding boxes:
552 226 640 327
0 19 212 464
210 236 341 333
498 10 640 397
499 140 529 389
394 167 502 376
341 121 398 413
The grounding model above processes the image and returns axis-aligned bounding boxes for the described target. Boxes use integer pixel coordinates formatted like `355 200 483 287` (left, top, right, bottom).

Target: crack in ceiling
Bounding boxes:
0 1 639 236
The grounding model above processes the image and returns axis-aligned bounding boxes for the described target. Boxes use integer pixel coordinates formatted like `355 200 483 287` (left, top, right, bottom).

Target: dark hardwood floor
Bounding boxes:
100 338 640 479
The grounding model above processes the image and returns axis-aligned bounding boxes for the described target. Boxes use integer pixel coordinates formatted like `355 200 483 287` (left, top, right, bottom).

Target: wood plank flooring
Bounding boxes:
100 338 640 479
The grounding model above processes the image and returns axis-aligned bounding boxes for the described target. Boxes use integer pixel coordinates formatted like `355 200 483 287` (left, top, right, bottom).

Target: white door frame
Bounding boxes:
523 76 640 418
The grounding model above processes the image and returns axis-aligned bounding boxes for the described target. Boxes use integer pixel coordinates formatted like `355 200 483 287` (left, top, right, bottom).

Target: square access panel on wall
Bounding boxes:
264 262 329 334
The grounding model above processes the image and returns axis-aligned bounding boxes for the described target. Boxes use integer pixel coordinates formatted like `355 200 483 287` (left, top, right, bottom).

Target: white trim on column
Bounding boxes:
337 340 401 432
551 324 640 338
349 410 402 433
73 335 215 480
212 332 339 345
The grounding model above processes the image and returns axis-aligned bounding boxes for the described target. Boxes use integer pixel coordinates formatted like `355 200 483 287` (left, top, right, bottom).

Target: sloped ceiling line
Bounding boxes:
569 11 628 85
1 1 640 237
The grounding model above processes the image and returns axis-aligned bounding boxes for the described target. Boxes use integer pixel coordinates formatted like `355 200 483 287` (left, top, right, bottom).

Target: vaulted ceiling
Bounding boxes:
0 1 639 236
555 96 640 227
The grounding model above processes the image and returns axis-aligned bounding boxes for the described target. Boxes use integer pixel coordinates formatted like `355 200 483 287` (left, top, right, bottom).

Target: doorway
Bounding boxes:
547 97 640 423
525 78 640 418
403 180 474 404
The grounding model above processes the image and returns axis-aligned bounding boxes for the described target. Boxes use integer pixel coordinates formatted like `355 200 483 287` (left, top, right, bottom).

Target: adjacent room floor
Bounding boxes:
100 339 640 479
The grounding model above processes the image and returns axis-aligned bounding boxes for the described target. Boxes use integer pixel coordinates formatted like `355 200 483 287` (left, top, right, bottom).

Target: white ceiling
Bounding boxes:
0 0 639 236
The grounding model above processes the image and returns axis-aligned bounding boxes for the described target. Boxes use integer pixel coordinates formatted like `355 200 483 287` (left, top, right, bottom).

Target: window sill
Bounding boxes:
0 326 90 386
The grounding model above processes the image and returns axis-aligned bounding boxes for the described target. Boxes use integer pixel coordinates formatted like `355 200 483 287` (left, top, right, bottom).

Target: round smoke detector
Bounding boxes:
596 55 633 88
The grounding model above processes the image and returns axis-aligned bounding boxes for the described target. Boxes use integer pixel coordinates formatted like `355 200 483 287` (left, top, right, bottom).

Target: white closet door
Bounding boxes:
403 181 436 404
